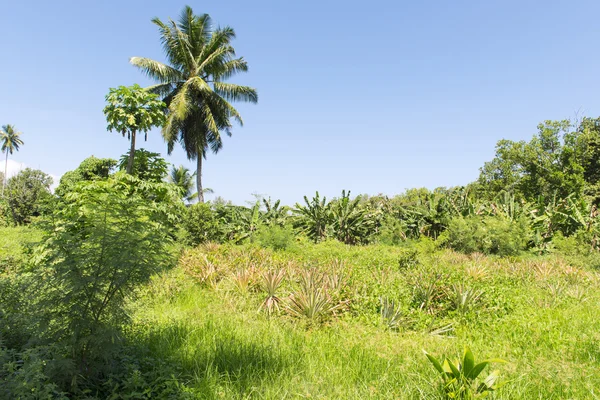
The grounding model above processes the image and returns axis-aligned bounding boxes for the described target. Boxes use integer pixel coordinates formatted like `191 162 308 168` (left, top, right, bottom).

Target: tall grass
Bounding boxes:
125 241 600 398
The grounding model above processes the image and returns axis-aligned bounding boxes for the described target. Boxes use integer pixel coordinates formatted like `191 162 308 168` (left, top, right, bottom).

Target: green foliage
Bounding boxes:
259 269 285 315
286 269 346 322
255 224 295 251
449 284 484 317
0 347 68 399
104 84 166 174
330 190 380 244
33 172 180 379
182 203 221 245
425 346 506 399
398 247 420 269
55 156 117 197
1 124 24 196
294 191 331 242
131 6 258 202
479 120 586 201
117 148 169 182
169 165 196 202
4 168 54 225
379 297 407 331
443 216 531 256
104 84 166 138
294 191 379 244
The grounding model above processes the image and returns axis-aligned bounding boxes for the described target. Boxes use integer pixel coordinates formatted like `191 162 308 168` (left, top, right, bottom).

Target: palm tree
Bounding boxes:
130 6 258 202
169 165 196 201
1 125 24 196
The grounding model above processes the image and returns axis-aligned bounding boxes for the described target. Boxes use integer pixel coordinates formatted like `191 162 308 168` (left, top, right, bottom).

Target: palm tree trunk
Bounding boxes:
126 130 136 175
2 149 8 197
196 156 204 203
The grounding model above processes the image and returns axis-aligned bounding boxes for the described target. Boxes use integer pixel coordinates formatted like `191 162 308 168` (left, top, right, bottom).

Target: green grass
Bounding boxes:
126 242 600 399
0 225 43 268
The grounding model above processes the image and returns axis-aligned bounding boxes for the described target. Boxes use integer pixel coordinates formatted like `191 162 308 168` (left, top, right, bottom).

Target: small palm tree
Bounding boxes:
130 6 258 202
169 165 196 201
1 125 24 196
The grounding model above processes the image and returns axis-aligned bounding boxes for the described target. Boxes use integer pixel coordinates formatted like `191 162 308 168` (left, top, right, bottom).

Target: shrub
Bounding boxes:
442 216 530 256
54 156 117 198
255 224 295 251
182 203 221 245
32 173 180 384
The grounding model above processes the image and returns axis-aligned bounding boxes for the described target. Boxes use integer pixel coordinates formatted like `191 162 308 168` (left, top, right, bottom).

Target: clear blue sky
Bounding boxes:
2 0 599 205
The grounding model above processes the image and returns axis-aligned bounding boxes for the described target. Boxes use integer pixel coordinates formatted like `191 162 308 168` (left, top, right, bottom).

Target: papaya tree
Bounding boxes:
103 84 165 174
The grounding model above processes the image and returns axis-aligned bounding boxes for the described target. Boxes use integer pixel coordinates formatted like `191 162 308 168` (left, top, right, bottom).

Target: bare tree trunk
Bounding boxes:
2 149 7 197
196 155 204 203
126 130 136 175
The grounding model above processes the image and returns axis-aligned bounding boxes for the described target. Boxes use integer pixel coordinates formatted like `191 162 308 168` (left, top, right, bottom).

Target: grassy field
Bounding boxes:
122 240 600 399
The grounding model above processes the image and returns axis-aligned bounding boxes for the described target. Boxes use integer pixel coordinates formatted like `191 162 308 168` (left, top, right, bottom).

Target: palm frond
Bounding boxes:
129 57 184 83
214 82 258 103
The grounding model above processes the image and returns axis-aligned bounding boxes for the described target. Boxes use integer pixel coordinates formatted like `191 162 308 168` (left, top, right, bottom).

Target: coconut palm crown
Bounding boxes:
130 6 258 202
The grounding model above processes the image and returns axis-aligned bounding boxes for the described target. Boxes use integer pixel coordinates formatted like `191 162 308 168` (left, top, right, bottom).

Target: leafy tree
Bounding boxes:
1 124 24 196
478 120 585 201
130 6 258 202
32 173 181 380
55 156 117 197
117 148 168 182
169 165 197 201
5 168 53 225
574 117 600 203
103 84 166 174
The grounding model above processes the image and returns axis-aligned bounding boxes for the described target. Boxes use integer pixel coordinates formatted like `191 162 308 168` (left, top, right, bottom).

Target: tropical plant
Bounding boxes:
130 6 258 202
103 84 166 174
330 190 377 244
379 297 407 331
424 346 506 399
169 165 197 201
262 197 289 227
117 149 169 182
412 273 442 312
449 284 484 316
181 254 220 288
1 124 24 196
286 269 345 321
231 269 253 294
258 269 285 315
294 192 331 242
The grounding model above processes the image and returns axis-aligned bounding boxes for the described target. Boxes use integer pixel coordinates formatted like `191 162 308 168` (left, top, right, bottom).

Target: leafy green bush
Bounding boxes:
255 224 296 251
442 216 530 256
0 347 68 399
118 149 169 182
54 156 117 197
32 172 181 385
182 202 221 245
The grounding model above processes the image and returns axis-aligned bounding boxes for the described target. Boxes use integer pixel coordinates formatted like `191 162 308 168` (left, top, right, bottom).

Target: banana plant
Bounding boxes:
262 197 290 227
424 346 507 399
293 191 332 242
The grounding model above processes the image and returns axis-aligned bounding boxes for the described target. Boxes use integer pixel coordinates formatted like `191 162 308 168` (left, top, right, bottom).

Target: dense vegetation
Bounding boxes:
2 5 600 400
